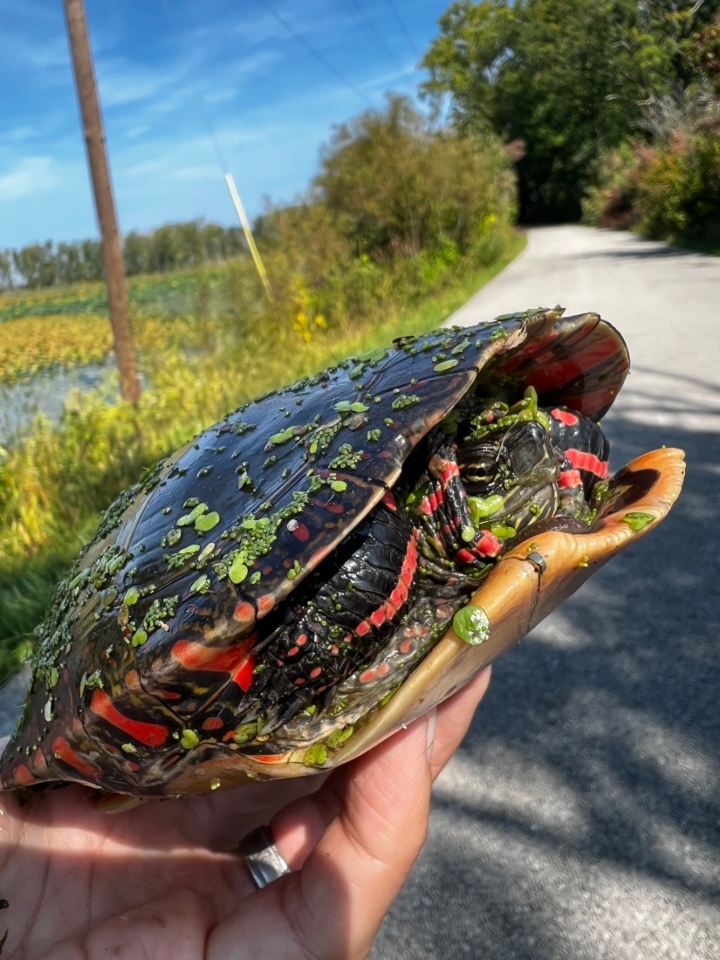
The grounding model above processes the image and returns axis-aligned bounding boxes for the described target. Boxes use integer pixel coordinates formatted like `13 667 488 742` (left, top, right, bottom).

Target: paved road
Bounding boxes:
370 226 720 960
1 226 717 959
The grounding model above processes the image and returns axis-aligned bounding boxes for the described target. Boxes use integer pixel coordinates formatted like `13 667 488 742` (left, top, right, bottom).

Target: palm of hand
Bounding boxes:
0 668 490 960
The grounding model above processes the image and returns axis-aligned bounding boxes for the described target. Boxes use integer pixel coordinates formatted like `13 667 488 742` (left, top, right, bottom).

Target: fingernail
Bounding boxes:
426 708 437 762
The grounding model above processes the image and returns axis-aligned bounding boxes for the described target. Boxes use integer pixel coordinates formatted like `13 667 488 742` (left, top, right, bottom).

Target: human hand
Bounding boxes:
0 666 490 960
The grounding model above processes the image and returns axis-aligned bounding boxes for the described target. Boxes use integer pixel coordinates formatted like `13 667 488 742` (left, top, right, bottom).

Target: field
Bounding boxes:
0 233 525 684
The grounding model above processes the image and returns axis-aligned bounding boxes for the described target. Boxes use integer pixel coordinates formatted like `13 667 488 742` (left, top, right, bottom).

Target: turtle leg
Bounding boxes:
414 443 502 579
233 501 421 733
547 406 609 497
545 406 610 518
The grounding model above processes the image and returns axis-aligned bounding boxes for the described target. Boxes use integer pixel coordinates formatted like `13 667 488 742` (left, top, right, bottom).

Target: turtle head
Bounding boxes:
459 420 560 534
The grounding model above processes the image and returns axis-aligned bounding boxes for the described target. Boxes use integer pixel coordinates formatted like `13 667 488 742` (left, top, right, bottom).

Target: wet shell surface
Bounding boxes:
0 308 685 796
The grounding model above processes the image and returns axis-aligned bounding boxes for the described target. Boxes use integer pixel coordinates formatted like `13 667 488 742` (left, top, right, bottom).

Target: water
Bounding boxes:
0 363 118 444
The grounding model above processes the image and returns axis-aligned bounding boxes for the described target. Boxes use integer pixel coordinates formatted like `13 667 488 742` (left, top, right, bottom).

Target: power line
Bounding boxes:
341 0 404 70
161 0 230 174
160 0 271 296
254 0 374 107
382 0 419 58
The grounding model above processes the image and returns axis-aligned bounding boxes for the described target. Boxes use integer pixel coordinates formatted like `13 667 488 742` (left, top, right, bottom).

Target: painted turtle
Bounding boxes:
0 308 684 797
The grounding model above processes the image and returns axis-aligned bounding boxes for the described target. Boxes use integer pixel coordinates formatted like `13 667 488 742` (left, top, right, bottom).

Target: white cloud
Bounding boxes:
124 159 167 178
170 165 218 181
96 57 188 107
6 125 36 142
124 125 150 140
0 156 59 202
9 34 69 70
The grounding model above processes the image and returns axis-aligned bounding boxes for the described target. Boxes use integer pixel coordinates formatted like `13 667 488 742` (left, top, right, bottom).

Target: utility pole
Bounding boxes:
63 0 141 402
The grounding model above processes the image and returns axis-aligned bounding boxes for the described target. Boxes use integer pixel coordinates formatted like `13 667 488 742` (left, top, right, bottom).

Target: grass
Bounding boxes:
0 232 525 685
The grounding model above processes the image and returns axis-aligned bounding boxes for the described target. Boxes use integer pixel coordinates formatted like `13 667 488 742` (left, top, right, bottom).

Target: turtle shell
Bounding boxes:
0 308 683 797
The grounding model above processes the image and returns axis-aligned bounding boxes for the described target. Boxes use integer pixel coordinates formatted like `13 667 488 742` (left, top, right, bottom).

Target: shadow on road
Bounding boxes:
563 235 714 262
373 368 719 959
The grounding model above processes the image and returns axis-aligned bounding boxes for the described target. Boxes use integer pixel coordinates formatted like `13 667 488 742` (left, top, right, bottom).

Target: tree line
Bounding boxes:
422 0 720 225
0 221 247 290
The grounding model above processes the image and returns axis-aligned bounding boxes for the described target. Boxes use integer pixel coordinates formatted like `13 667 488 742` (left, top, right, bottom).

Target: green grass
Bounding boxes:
0 232 525 685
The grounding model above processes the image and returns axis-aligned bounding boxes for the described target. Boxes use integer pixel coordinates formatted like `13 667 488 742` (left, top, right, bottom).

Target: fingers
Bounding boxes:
289 712 435 959
264 667 491 958
272 665 492 868
209 714 434 960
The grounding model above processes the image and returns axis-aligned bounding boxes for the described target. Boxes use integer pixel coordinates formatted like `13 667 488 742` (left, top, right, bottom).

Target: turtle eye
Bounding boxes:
459 456 499 488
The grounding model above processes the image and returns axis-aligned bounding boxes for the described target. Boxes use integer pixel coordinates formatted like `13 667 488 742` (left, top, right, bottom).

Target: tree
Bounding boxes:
421 0 710 221
80 239 104 280
314 94 514 258
12 243 56 288
55 242 83 284
0 252 12 289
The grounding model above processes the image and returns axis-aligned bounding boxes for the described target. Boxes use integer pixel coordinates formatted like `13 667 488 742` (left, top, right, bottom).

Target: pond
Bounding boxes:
0 363 118 444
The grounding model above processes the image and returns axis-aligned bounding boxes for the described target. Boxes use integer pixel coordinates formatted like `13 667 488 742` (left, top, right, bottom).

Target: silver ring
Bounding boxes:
239 826 292 889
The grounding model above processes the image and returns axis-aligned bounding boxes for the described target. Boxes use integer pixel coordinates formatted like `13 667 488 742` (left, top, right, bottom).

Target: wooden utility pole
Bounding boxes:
63 0 141 402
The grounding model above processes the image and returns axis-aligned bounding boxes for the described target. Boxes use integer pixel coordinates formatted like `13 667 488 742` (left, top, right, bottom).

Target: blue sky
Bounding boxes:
0 0 449 249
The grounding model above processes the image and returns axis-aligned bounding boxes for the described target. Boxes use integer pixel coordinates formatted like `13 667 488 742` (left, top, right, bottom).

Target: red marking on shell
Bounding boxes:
356 620 371 638
52 736 102 778
521 337 624 406
296 634 308 646
202 717 225 732
233 601 256 626
152 689 182 700
457 548 475 564
172 635 256 674
343 633 352 644
360 667 376 684
287 646 300 658
257 595 275 616
566 449 609 479
552 407 579 426
289 522 310 542
253 753 288 764
311 498 344 514
232 654 256 693
12 764 37 787
420 496 433 516
89 691 170 748
559 469 583 488
31 749 49 774
382 490 397 511
377 663 390 678
400 639 413 654
294 677 306 686
330 645 339 655
309 666 322 679
310 547 332 567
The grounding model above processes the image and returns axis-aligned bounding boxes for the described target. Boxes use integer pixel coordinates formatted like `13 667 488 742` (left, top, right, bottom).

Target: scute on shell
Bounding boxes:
0 307 684 797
